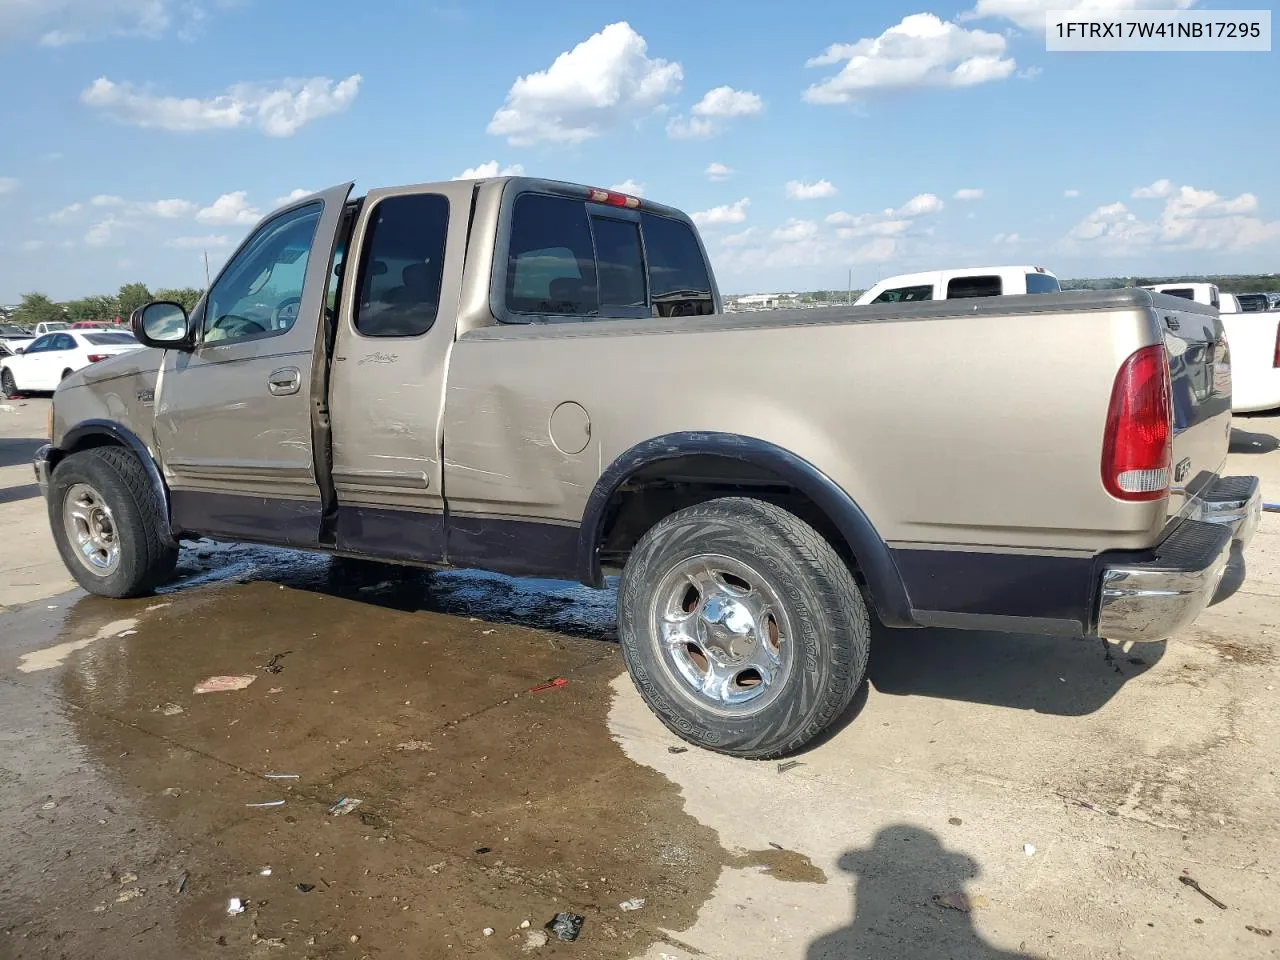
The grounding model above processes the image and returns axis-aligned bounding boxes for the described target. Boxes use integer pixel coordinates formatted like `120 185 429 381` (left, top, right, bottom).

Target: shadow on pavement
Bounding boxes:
809 826 1040 960
0 436 45 469
1211 542 1247 606
1229 428 1278 454
0 482 41 505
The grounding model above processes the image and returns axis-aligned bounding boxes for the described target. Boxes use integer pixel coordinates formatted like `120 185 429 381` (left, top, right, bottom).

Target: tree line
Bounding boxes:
7 284 203 327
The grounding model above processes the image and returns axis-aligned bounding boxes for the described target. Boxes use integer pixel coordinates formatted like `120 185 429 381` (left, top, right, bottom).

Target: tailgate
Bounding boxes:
1161 298 1232 521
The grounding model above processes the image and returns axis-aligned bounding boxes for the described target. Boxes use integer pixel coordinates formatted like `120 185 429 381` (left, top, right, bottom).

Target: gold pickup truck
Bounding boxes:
34 177 1262 758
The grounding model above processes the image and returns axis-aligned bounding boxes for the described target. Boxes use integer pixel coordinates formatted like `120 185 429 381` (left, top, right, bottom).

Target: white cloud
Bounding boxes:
964 0 1195 31
896 193 944 217
805 13 1015 104
721 227 759 247
488 22 681 146
196 191 262 226
167 234 233 249
149 198 197 218
90 194 125 207
772 219 819 243
705 162 733 181
692 198 751 227
0 177 18 195
452 161 526 180
692 86 763 118
274 188 313 206
1064 183 1280 254
1064 188 1080 198
21 239 46 251
1132 178 1173 199
993 232 1023 244
786 179 838 200
665 116 717 140
48 195 196 223
84 217 129 247
834 218 911 239
82 74 363 137
48 202 85 222
610 179 645 197
2 0 214 46
954 188 984 201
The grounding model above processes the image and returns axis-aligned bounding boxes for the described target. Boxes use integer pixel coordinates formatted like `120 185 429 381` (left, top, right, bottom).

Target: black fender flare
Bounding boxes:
576 432 915 627
55 420 175 544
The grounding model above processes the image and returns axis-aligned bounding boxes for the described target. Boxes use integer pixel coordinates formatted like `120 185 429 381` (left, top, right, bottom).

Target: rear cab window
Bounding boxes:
500 190 714 322
871 285 933 304
1024 273 1061 294
947 275 1002 299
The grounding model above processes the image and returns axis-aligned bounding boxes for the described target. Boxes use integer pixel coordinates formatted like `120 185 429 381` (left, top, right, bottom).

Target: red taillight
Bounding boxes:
587 188 641 209
87 354 109 363
1102 344 1172 502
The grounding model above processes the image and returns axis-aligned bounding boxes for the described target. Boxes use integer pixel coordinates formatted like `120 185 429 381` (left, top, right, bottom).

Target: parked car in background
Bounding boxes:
1 329 143 397
1141 282 1221 309
31 321 71 336
0 323 34 351
32 177 1259 758
1235 293 1272 313
70 321 111 330
854 265 1060 305
1220 294 1280 413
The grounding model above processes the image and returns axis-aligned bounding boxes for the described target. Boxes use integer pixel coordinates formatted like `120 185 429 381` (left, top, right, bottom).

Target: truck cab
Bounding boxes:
855 265 1060 305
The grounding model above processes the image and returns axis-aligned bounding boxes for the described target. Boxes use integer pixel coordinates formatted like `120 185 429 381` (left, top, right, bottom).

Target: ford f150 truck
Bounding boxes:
34 178 1262 758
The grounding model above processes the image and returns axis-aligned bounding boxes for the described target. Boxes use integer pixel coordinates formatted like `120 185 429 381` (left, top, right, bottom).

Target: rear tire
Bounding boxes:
60 368 74 381
1 368 17 398
617 497 870 759
49 447 178 598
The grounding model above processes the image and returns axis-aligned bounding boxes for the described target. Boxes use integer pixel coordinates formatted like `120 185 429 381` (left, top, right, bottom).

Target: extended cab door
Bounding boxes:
154 184 353 545
326 182 472 561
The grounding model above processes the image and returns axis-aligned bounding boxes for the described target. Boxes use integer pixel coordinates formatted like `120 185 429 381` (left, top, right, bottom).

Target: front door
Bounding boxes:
154 184 353 546
327 182 472 561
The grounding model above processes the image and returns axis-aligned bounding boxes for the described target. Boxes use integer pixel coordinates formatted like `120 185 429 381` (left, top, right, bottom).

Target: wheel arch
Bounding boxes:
576 432 915 627
53 420 175 544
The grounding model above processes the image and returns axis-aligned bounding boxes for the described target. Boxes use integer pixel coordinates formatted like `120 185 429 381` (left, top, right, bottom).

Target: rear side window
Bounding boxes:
84 332 136 345
947 275 1002 299
506 194 598 317
871 285 933 304
354 194 450 337
53 334 76 350
1024 273 1060 294
643 213 714 317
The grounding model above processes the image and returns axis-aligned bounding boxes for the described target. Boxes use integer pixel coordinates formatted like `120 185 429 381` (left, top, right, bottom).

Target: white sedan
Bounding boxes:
1221 294 1280 413
1 329 144 396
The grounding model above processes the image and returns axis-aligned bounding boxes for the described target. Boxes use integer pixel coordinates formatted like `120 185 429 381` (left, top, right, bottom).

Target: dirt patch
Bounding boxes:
730 847 828 884
1192 630 1277 667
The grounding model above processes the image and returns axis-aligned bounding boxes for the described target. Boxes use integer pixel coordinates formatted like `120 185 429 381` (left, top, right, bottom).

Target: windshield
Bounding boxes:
0 325 31 337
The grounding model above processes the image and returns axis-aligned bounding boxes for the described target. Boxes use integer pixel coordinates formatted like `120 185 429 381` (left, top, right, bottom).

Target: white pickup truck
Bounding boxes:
855 265 1060 305
1144 283 1280 413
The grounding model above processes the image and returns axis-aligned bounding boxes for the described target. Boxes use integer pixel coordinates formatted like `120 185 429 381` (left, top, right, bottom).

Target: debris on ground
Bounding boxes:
177 872 188 894
1247 925 1273 936
1024 844 1036 856
768 842 784 851
264 773 299 780
933 892 988 913
948 817 963 826
667 745 688 754
259 867 272 876
777 760 802 773
261 651 292 674
194 675 256 694
161 787 182 798
118 872 138 885
226 898 246 916
475 847 492 854
329 797 363 816
528 678 568 693
158 703 184 716
523 930 550 951
296 884 315 893
483 928 495 937
41 800 56 810
1180 874 1228 910
246 800 286 809
519 920 530 929
547 912 585 942
117 629 138 638
115 888 144 904
619 898 646 912
396 740 432 752
268 687 284 694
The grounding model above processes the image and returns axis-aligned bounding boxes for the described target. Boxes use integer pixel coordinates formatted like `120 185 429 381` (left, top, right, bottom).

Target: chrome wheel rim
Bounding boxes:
63 483 121 576
650 554 793 714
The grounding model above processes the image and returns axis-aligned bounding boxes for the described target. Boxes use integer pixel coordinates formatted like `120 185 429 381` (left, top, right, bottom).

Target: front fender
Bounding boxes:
576 431 915 627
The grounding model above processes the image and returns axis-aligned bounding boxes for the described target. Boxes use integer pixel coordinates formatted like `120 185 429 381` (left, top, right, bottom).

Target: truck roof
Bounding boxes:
867 265 1057 288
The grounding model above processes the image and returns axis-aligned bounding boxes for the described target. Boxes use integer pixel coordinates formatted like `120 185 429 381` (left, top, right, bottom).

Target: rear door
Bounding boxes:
154 184 353 545
326 182 472 561
44 333 79 384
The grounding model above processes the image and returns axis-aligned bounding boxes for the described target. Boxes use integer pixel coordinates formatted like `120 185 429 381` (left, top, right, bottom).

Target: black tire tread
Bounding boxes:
618 496 870 759
50 446 177 598
1 368 18 398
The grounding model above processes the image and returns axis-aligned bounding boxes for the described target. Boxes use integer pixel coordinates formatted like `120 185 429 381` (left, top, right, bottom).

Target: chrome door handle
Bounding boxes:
268 366 301 396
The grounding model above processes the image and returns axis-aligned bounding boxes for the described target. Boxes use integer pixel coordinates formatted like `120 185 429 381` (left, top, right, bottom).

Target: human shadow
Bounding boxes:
808 826 1040 960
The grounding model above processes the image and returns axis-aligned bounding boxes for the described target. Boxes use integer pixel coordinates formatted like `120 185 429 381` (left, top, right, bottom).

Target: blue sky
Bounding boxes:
0 0 1276 301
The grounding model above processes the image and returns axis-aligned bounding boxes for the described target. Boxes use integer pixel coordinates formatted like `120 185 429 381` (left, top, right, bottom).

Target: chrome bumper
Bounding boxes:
1097 475 1260 644
33 443 55 499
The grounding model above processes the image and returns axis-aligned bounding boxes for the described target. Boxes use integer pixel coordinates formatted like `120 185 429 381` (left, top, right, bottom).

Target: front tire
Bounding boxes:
617 497 870 759
49 448 178 598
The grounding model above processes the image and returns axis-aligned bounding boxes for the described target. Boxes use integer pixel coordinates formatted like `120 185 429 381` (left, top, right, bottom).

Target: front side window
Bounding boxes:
947 275 1002 299
354 194 450 337
25 335 55 353
1024 273 1061 294
506 193 598 317
642 213 714 317
872 285 933 304
205 203 321 345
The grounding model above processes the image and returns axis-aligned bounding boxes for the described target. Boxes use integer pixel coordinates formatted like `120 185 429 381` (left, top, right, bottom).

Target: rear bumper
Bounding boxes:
1097 475 1261 643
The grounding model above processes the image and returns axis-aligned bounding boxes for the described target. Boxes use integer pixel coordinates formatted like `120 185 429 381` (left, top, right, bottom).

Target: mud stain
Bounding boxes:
729 847 828 884
0 554 730 959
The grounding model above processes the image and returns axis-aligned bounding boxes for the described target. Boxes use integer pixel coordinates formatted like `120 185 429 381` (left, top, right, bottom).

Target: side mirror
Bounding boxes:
14 347 25 355
132 301 193 350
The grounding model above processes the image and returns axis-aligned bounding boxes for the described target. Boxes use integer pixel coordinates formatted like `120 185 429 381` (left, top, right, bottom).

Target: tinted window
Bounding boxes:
871 285 933 304
506 193 598 317
947 275 1002 299
84 332 137 346
1162 288 1195 301
53 334 77 350
206 203 321 345
591 217 646 310
25 335 55 353
642 213 714 317
354 194 450 338
1024 273 1060 294
41 322 69 332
